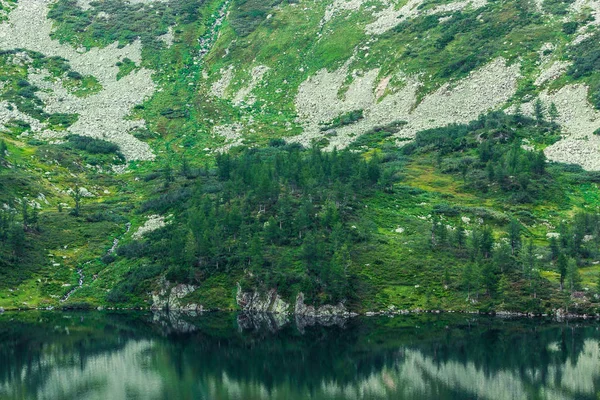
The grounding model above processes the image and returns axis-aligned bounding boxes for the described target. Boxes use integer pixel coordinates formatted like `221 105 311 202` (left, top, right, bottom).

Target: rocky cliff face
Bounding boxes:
235 283 290 314
294 292 349 317
151 278 203 311
236 284 351 316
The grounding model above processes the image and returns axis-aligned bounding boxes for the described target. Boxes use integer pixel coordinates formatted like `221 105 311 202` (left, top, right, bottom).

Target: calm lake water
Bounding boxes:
0 311 598 400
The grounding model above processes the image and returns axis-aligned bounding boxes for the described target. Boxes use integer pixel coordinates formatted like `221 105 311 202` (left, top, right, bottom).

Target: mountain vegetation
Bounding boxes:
0 0 600 315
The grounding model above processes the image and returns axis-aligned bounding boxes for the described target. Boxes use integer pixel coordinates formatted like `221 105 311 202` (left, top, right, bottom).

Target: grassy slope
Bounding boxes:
0 0 599 313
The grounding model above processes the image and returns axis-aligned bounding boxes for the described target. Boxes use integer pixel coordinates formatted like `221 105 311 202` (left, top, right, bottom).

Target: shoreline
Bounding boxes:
1 306 599 320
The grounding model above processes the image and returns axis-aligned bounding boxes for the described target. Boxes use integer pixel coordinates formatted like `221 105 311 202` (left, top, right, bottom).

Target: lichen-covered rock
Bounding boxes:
236 283 290 314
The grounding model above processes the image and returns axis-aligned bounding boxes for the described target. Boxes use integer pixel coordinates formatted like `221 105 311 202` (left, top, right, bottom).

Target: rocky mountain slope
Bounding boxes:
1 0 600 315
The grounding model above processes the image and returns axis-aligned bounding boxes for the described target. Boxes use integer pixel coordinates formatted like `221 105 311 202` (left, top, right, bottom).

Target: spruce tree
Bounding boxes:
481 261 498 296
454 224 466 250
462 263 477 300
548 102 559 123
557 253 568 291
497 274 510 305
70 186 83 217
549 236 560 261
534 99 545 124
264 217 279 244
508 218 522 256
0 140 6 164
183 230 197 267
493 243 513 273
566 258 581 292
480 225 494 259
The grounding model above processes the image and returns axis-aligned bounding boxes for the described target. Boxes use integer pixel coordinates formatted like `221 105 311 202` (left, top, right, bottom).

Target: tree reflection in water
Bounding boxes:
0 312 598 400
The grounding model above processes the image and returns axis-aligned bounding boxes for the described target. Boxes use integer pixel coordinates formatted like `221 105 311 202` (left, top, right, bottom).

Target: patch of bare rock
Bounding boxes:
366 0 488 35
0 0 155 161
293 57 520 150
236 284 353 317
133 215 167 240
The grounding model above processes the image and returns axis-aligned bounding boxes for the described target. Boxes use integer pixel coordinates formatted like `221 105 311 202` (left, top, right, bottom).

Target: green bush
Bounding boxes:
229 0 284 37
562 22 578 35
320 110 364 131
568 32 600 79
66 71 83 80
67 135 121 155
116 241 148 258
543 0 575 15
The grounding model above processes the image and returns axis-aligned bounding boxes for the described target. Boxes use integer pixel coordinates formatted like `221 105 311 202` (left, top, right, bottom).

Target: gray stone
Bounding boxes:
151 278 201 311
294 291 348 316
235 287 356 333
236 283 290 314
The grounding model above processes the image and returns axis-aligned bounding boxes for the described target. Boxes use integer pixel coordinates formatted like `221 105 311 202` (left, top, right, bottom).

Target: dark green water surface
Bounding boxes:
0 311 598 399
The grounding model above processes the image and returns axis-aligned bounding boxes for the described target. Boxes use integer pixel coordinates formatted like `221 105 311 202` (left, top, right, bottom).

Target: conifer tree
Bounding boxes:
0 140 6 164
508 218 522 256
454 224 467 251
566 257 581 292
534 99 545 124
462 263 477 300
264 217 279 244
481 261 498 296
70 185 83 217
497 274 510 304
480 225 494 259
549 236 560 261
183 229 197 267
548 102 559 123
556 253 568 291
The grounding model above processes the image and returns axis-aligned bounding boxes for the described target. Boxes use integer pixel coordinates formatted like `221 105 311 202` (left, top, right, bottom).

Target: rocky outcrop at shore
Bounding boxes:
151 278 203 312
236 283 290 314
294 292 349 317
236 284 353 318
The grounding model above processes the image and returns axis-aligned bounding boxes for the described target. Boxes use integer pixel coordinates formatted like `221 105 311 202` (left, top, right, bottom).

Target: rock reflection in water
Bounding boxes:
0 312 598 400
235 311 348 333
